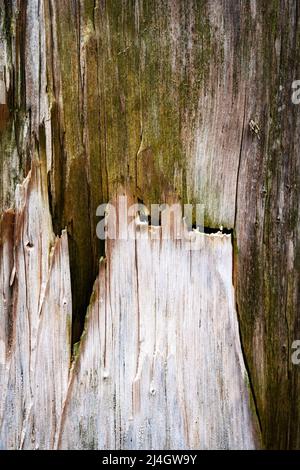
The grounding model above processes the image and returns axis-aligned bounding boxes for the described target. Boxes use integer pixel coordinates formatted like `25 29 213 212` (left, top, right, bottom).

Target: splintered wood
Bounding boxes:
0 163 72 449
0 164 256 449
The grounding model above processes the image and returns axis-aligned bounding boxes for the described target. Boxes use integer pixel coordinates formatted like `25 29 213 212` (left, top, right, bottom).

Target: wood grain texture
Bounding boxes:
0 0 299 449
0 161 72 449
58 217 256 450
0 169 257 449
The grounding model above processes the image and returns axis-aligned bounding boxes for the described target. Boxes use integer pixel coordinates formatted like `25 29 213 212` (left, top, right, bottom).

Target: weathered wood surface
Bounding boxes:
0 161 72 449
0 167 257 448
0 0 299 449
58 215 257 450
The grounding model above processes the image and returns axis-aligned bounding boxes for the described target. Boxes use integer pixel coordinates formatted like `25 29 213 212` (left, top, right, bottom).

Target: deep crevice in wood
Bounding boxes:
232 231 263 447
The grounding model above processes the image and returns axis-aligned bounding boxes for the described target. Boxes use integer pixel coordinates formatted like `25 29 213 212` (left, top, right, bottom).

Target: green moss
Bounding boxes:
72 341 80 359
46 0 239 342
95 0 214 206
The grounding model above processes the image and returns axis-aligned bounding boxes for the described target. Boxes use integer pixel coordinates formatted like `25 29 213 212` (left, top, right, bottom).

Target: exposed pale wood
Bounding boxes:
57 216 256 450
0 167 257 448
0 162 72 449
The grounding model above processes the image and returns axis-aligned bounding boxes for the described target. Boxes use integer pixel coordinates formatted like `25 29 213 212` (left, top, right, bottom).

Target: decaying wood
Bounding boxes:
0 0 299 449
0 167 257 448
58 213 259 450
0 161 72 449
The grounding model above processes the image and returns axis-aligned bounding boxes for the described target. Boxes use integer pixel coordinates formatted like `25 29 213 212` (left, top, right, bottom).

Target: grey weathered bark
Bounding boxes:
0 0 299 449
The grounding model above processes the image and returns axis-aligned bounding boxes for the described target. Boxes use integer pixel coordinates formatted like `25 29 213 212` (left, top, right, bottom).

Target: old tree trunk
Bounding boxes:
0 0 300 450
